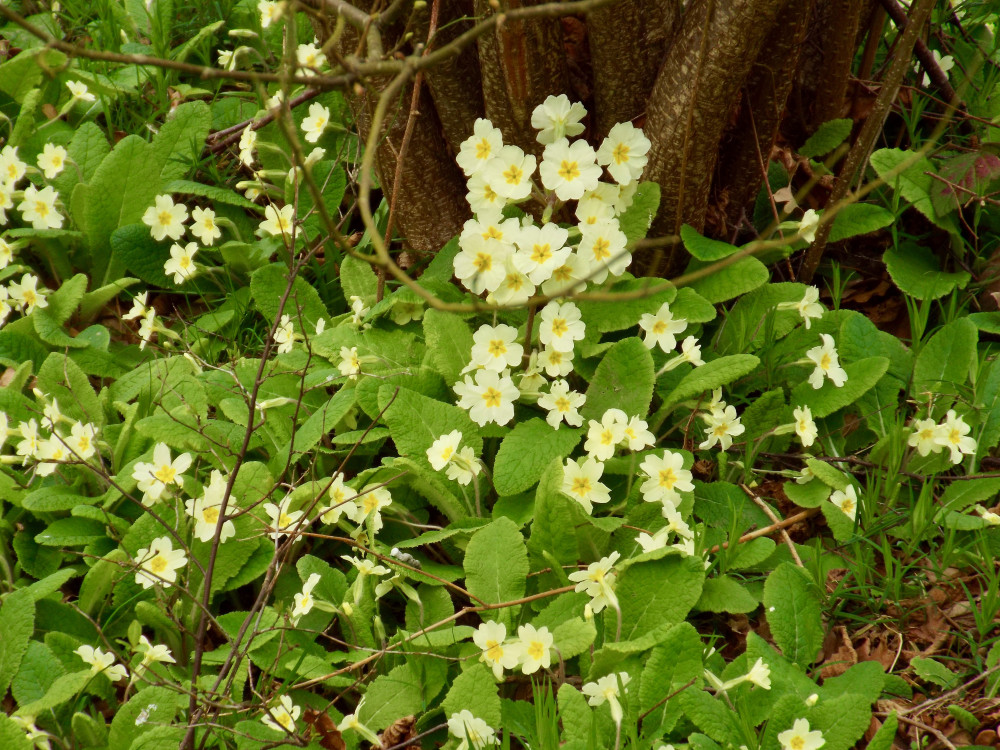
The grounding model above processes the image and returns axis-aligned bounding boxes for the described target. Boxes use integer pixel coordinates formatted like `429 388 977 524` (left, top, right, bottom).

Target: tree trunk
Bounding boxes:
642 0 791 275
587 0 681 138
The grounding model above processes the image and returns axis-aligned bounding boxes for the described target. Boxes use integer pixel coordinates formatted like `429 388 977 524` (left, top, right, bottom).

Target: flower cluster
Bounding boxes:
907 409 977 464
0 396 99 476
452 97 648 301
699 388 746 451
472 620 554 679
1 145 66 231
141 194 224 284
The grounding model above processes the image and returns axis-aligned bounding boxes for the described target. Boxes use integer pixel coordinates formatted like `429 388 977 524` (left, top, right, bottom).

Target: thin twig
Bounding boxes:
740 484 804 567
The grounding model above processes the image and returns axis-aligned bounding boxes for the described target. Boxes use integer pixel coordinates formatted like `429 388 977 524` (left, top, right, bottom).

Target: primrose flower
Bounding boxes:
584 409 627 461
597 121 651 184
540 251 591 297
531 94 586 145
830 485 858 520
448 710 498 750
777 286 824 329
75 645 127 682
539 138 602 201
975 504 1000 526
489 256 536 306
778 719 825 750
582 672 631 725
18 185 63 230
135 635 176 676
639 450 694 507
319 473 353 524
16 419 42 460
68 421 97 460
238 124 256 166
258 203 296 239
37 143 68 179
640 302 687 353
190 206 221 245
805 334 847 389
454 234 511 294
66 80 96 102
536 346 574 378
8 273 49 314
470 323 524 372
513 223 571 284
908 417 943 457
454 368 520 426
0 145 26 186
483 145 536 201
185 470 236 543
133 443 191 505
538 300 585 353
142 194 188 241
579 219 629 283
514 624 553 674
138 308 158 350
262 695 300 734
793 405 818 447
449 446 482 486
258 0 282 28
919 49 954 86
797 209 820 243
264 496 306 540
338 699 382 746
346 483 392 533
0 184 13 224
568 552 620 613
457 118 504 177
473 620 520 680
621 415 655 451
427 430 463 471
561 456 611 514
134 536 188 589
10 715 49 750
274 314 297 354
301 102 330 143
337 346 361 379
292 573 322 620
699 405 745 451
538 379 586 428
466 171 506 215
164 242 199 284
934 409 976 464
295 42 327 72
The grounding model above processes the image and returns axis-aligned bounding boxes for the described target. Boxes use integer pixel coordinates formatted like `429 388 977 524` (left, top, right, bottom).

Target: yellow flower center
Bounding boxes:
158 210 174 226
483 226 503 241
820 353 831 371
555 396 571 412
6 164 17 180
278 512 293 527
527 640 545 660
552 264 571 282
150 555 168 574
570 476 592 497
475 138 491 160
35 201 49 216
77 435 90 452
920 428 935 440
550 318 568 337
502 164 523 185
154 464 177 484
949 428 961 444
790 737 805 750
600 429 615 445
482 387 502 408
277 712 294 730
473 252 493 272
612 143 630 164
483 184 498 201
363 494 381 513
52 155 63 168
713 424 729 438
23 290 37 307
658 468 677 489
591 237 611 261
202 506 220 524
488 339 507 357
505 273 525 290
485 641 504 661
440 445 454 461
558 160 580 181
652 320 667 335
179 256 191 269
531 244 552 263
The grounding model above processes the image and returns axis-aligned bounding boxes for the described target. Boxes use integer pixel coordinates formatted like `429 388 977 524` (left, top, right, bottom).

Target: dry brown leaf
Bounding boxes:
303 708 346 750
380 714 418 749
820 624 858 678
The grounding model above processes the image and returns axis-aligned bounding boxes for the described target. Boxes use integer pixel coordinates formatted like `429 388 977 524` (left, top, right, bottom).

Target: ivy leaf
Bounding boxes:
582 337 654 420
763 563 824 667
493 418 582 496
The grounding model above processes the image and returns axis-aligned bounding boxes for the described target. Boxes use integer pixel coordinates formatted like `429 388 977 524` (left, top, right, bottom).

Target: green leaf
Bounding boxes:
811 692 877 750
109 223 175 287
679 689 744 746
618 182 659 242
577 277 677 333
552 617 597 659
884 244 970 300
0 330 48 371
340 253 378 302
422 309 474 385
78 277 140 321
804 458 850 491
912 318 976 398
790 356 889 418
0 48 66 101
681 224 739 261
34 518 107 547
638 623 703 735
529 459 583 570
108 687 183 749
867 713 898 750
659 354 760 411
763 563 824 667
670 287 717 323
284 387 356 458
151 101 211 182
8 89 41 148
828 203 895 242
582 337 654 420
0 588 35 698
379 385 482 464
937 477 1000 516
298 161 347 233
37 352 102 426
558 684 596 745
16 669 91 716
11 641 63 708
493 418 581 496
910 656 958 688
696 575 759 613
82 135 162 283
441 664 501 726
870 148 939 223
357 664 426 730
686 255 768 304
53 122 110 198
464 518 528 622
0 714 32 750
800 118 853 158
250 263 329 329
79 550 128 616
784 479 831 508
615 556 705 648
163 179 259 209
